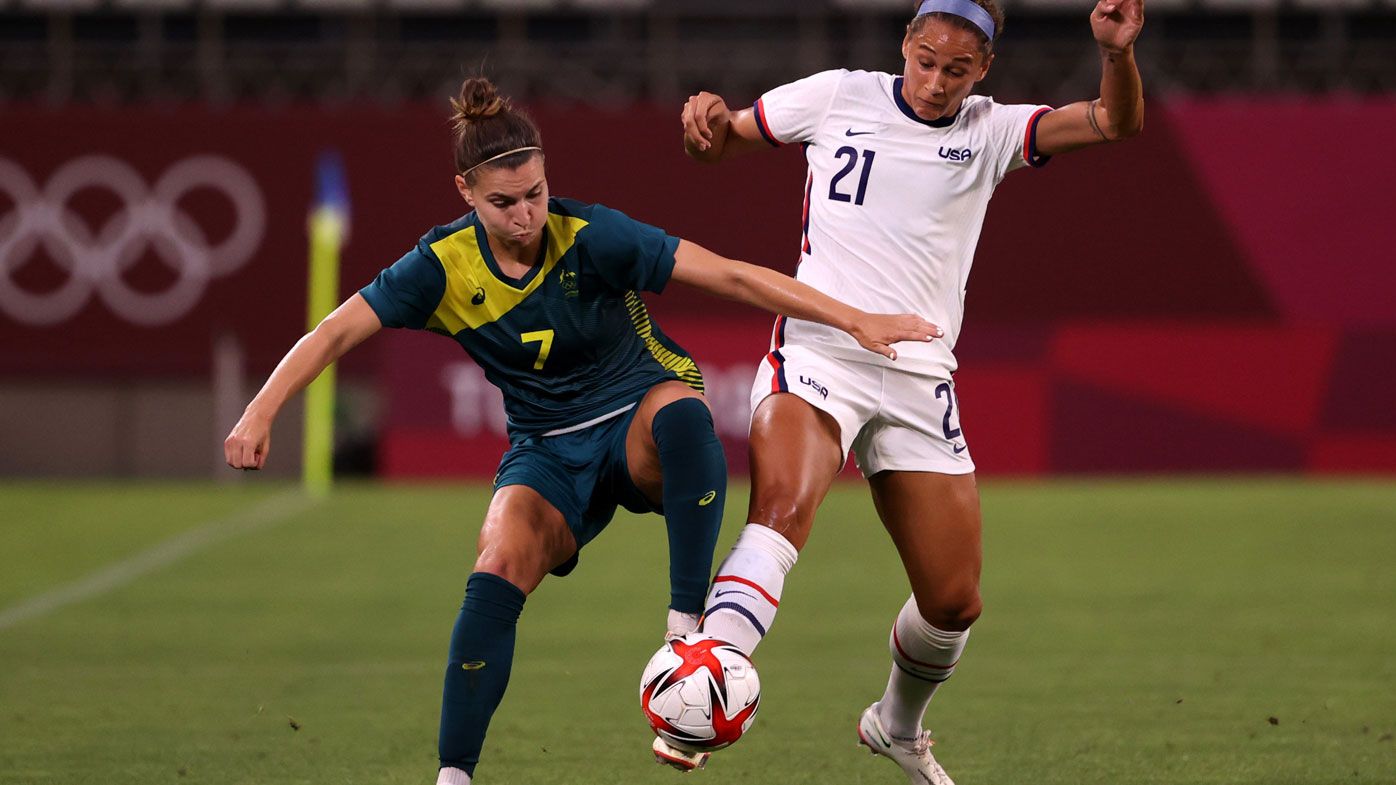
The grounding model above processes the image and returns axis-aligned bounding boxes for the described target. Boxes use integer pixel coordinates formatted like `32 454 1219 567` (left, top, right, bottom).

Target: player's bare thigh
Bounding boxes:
624 380 710 505
746 392 845 551
868 470 983 631
473 485 578 594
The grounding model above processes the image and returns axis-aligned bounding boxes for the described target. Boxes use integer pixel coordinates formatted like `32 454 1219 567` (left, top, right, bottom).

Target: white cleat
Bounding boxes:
856 703 956 785
652 736 711 772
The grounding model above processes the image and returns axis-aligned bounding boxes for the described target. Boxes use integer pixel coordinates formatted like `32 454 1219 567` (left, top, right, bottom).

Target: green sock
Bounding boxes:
438 572 526 777
652 398 727 614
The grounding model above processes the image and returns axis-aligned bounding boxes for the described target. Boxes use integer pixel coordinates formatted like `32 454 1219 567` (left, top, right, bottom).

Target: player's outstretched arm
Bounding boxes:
1036 0 1145 156
223 294 381 470
669 240 942 360
681 92 772 163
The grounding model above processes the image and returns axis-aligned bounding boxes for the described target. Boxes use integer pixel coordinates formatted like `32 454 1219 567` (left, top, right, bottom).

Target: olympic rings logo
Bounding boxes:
0 155 266 327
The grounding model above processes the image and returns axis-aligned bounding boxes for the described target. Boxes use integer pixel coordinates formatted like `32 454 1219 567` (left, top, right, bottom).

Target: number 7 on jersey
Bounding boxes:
521 329 555 370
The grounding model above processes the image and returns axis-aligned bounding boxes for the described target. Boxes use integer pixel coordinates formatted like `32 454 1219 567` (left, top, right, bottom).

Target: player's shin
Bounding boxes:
700 523 798 655
652 398 727 616
437 572 526 782
878 594 970 739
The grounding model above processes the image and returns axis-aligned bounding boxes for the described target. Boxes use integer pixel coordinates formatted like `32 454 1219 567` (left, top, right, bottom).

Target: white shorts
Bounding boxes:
750 343 974 477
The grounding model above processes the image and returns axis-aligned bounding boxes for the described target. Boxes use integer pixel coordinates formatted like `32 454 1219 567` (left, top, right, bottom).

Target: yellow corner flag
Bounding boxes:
303 152 349 497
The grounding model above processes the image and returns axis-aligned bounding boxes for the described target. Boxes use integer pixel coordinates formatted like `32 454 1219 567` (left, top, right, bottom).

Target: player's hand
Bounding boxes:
851 314 943 361
1091 0 1144 54
681 91 730 154
224 413 271 470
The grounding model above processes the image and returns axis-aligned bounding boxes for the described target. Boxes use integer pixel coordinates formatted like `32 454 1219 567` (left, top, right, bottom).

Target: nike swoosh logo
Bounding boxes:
953 444 967 455
698 490 717 507
845 129 875 137
461 661 487 670
714 589 758 600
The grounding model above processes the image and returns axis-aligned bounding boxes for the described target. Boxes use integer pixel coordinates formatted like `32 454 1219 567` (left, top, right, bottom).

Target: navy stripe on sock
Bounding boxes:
705 602 768 637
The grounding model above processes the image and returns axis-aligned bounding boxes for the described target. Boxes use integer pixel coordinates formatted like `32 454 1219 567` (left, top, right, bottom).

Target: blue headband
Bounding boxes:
915 0 996 42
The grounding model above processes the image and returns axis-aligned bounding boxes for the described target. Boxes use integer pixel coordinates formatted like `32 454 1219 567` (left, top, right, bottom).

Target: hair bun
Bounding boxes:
449 77 509 132
448 75 543 177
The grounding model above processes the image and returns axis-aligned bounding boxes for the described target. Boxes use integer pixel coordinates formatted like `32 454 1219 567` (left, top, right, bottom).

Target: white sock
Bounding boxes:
436 766 471 785
878 594 970 739
699 524 798 656
666 608 700 639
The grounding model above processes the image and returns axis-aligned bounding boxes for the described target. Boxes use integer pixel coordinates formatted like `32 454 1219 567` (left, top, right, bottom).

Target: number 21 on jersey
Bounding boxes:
829 146 876 206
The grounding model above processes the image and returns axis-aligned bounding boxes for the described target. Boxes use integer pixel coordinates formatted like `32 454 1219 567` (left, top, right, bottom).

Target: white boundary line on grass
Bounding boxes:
0 490 317 632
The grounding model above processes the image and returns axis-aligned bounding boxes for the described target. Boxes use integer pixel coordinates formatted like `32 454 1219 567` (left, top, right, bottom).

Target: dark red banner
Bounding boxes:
6 99 1396 379
0 104 809 378
374 314 1396 478
3 100 1394 474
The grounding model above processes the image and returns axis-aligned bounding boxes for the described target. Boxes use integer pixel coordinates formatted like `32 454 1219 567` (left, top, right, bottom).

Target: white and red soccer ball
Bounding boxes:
639 633 761 752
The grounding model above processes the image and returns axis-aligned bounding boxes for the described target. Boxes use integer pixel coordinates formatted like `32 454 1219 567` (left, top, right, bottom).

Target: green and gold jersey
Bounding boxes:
359 197 702 438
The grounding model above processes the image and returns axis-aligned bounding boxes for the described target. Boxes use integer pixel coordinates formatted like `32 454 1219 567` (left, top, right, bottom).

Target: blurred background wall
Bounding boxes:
2 0 1393 479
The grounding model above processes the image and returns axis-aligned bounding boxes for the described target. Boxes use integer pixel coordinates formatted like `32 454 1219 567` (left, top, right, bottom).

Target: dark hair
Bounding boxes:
449 77 544 183
909 0 1005 55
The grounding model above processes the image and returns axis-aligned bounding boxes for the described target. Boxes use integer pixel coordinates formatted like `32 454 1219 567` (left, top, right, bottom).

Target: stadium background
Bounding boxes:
3 0 1395 479
2 2 1394 785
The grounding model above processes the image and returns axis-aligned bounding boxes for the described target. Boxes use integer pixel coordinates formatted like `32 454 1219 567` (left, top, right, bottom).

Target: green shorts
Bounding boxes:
493 402 657 556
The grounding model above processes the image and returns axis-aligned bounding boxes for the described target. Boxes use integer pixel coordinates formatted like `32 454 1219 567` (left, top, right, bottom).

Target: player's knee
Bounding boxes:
751 491 800 525
747 490 815 542
652 397 721 456
918 588 982 631
471 547 549 594
748 470 820 528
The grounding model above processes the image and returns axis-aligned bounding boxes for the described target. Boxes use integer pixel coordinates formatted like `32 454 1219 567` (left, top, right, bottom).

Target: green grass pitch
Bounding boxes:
1 480 1393 784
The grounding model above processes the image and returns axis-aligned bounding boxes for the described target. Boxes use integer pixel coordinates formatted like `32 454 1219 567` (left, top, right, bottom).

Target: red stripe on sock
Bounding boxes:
891 627 959 671
713 575 780 607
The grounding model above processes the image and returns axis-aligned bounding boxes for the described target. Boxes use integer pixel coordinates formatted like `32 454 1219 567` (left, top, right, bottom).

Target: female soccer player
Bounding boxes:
675 1 1145 781
223 77 937 785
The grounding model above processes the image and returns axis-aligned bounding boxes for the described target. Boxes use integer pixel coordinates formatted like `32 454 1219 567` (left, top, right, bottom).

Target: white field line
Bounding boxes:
0 490 316 632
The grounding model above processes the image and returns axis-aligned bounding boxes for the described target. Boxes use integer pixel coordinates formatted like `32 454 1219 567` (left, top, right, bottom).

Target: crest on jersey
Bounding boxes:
558 268 580 297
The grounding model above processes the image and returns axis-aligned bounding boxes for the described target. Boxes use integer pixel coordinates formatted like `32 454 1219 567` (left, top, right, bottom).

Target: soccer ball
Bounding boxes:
639 633 761 752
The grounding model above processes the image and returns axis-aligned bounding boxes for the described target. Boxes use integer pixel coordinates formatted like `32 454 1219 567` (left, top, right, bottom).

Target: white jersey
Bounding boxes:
754 69 1052 377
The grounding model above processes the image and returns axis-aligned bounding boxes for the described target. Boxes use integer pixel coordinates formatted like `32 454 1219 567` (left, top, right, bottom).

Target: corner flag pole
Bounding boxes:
302 151 349 497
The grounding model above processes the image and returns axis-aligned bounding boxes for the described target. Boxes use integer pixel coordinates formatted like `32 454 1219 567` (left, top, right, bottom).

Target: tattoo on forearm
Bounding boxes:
1086 99 1108 142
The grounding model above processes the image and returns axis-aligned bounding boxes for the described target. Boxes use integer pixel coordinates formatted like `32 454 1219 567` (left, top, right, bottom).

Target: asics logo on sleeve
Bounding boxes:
461 661 487 670
698 490 717 507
